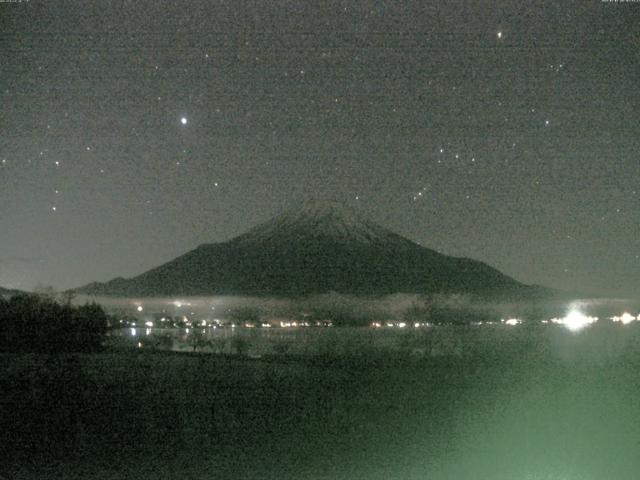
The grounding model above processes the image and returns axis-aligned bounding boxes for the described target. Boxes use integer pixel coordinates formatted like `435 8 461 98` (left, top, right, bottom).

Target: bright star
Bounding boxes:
180 117 188 125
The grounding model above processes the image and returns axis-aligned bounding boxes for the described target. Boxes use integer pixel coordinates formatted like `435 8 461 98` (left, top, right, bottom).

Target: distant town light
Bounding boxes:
561 310 597 332
611 312 636 325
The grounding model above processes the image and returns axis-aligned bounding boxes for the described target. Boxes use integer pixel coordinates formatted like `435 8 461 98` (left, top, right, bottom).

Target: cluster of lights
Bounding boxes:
503 318 522 326
128 301 639 336
611 312 639 325
279 321 312 328
371 322 430 328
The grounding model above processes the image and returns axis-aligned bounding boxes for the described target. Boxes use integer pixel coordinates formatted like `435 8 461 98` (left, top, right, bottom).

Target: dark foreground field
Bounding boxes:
3 325 640 479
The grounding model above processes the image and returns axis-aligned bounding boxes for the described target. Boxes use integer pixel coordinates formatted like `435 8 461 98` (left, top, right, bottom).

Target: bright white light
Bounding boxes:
398 322 406 328
611 312 636 325
180 117 188 125
562 310 597 332
145 321 153 327
137 305 143 312
497 31 503 39
130 328 137 336
504 318 521 326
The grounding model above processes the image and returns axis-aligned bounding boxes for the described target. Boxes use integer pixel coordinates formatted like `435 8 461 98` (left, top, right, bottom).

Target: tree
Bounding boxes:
0 294 108 353
188 326 210 352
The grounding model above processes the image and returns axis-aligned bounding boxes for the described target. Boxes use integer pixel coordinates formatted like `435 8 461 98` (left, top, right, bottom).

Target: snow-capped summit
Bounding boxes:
233 200 405 247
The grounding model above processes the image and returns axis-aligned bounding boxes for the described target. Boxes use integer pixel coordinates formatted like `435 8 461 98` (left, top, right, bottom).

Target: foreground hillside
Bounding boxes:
3 324 640 479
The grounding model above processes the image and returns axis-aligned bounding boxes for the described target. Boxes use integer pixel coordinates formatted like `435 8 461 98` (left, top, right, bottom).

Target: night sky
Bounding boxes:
1 1 638 297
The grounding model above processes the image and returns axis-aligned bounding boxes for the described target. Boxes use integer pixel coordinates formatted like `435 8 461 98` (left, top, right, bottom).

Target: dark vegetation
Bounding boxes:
0 294 108 353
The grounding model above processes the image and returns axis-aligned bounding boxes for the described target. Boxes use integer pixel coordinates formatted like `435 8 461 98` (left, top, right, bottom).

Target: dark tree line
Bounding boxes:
0 294 108 353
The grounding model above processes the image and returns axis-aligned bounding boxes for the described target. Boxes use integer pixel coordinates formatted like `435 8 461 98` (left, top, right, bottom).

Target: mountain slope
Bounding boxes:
0 286 24 298
75 201 546 298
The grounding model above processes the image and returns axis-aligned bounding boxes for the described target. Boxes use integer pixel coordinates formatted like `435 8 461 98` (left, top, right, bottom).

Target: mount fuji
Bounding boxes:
75 201 548 298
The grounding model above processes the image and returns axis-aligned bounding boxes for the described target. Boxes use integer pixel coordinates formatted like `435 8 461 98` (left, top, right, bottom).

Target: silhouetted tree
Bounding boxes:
0 294 108 353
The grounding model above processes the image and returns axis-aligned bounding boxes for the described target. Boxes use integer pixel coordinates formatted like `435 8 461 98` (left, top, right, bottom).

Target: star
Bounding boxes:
180 117 188 125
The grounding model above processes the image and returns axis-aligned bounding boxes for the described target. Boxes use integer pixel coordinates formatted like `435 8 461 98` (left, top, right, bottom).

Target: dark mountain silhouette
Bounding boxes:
75 201 552 298
0 286 24 298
